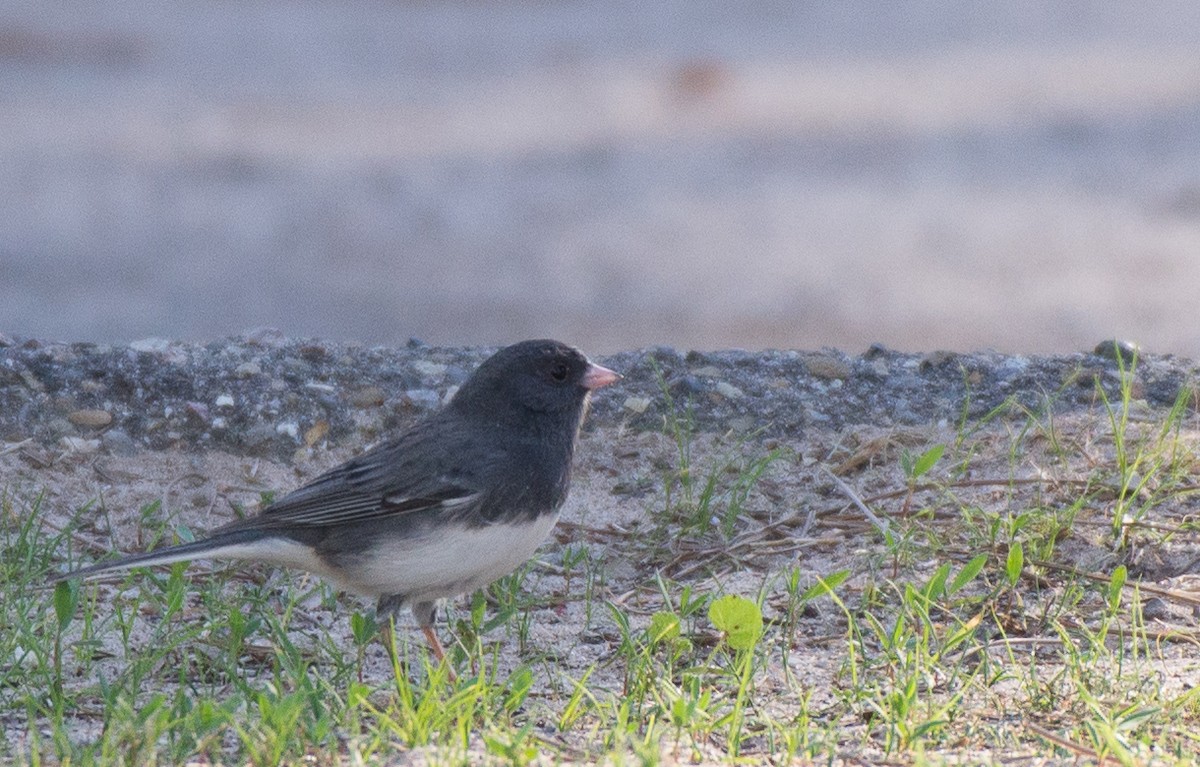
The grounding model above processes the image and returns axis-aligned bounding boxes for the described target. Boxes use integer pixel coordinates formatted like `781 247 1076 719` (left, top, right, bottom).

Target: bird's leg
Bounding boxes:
421 625 447 662
376 594 405 675
412 600 456 682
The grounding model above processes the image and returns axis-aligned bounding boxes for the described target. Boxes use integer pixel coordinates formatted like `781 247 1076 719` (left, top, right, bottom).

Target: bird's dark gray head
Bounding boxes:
450 340 619 419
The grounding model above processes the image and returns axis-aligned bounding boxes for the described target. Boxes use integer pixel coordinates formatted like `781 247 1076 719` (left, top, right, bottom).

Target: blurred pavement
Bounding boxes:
2 1 1200 355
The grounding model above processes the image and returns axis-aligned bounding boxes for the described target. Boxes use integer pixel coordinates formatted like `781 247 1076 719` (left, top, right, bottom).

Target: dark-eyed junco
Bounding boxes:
52 339 619 662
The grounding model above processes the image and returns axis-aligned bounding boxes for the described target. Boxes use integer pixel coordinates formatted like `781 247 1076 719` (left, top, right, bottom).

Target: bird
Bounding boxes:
51 339 620 665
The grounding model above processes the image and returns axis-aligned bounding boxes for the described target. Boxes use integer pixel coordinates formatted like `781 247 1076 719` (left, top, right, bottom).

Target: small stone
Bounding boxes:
669 376 706 396
919 350 957 371
185 402 210 423
412 360 447 378
404 389 441 410
1141 597 1173 621
998 356 1030 376
0 332 13 347
304 420 329 446
623 396 652 414
348 386 385 408
129 337 171 354
691 366 723 378
19 370 44 392
68 409 112 428
243 327 287 347
804 355 851 381
102 429 137 456
275 422 300 440
299 344 329 361
242 423 276 449
215 394 235 408
59 436 100 453
1073 367 1104 388
715 381 745 400
1093 339 1141 363
234 362 262 378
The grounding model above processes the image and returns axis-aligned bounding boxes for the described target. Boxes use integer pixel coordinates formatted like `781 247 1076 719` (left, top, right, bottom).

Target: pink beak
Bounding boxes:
581 362 621 390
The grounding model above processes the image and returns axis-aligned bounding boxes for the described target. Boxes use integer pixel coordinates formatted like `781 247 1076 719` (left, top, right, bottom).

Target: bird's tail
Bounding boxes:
47 528 280 584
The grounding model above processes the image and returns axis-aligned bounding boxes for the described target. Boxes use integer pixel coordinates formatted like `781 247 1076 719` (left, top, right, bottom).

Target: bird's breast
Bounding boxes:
334 510 562 601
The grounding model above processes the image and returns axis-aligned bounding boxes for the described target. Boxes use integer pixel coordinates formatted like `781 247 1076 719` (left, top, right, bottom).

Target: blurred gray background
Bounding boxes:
3 1 1200 355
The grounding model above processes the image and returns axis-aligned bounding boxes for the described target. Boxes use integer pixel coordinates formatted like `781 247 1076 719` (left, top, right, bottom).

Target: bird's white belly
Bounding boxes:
343 512 562 601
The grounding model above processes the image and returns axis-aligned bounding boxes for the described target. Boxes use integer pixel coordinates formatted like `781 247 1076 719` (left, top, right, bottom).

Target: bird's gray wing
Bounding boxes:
231 419 486 530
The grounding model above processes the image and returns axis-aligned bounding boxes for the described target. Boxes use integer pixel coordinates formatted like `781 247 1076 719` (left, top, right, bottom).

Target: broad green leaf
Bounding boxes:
924 562 951 601
648 611 681 646
53 580 78 633
1005 541 1024 586
949 553 989 594
911 444 946 479
708 595 762 651
1108 565 1127 612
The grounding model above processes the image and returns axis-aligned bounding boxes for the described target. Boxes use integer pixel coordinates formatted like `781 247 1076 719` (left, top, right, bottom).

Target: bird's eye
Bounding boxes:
549 362 570 382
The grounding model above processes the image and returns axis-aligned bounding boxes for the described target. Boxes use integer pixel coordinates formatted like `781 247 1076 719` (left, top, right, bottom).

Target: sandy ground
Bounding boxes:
8 411 1200 761
3 1 1200 356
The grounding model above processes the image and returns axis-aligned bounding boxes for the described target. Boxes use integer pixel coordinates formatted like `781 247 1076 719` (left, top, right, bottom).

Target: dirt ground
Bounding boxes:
7 407 1200 762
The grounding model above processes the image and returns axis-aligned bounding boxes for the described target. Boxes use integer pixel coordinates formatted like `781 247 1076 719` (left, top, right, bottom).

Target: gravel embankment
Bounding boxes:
0 332 1192 461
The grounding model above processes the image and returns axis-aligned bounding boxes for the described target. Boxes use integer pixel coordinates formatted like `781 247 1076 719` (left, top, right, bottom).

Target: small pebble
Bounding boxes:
275 422 300 439
669 375 706 396
623 396 652 414
128 337 171 354
715 381 745 400
412 361 447 379
59 436 100 453
1093 339 1140 363
101 429 137 456
215 394 235 408
349 386 385 408
299 344 329 361
242 423 276 449
1141 597 1173 621
19 370 45 392
304 420 329 446
68 409 113 428
404 389 441 410
234 362 262 378
804 355 851 380
243 327 287 347
920 350 957 370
